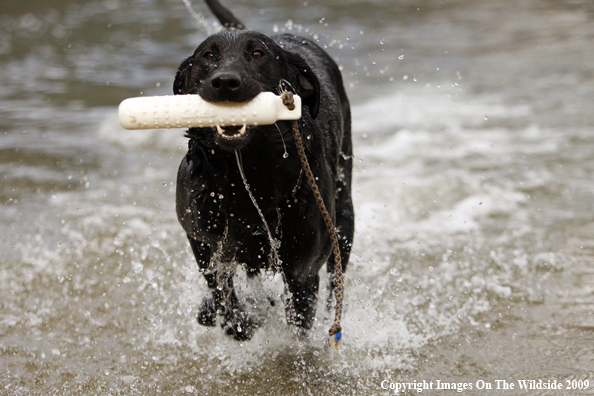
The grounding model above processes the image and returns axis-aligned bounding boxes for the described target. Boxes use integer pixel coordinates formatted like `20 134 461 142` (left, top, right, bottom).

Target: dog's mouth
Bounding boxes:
215 124 251 149
216 124 247 138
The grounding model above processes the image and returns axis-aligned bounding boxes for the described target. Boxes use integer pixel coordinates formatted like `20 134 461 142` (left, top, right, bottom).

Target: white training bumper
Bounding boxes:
118 92 302 130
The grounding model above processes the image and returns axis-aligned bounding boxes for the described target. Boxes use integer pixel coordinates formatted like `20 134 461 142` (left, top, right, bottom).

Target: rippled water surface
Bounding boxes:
2 0 594 395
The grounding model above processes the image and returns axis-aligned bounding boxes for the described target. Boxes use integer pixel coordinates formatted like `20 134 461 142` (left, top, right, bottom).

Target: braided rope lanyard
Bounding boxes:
281 91 344 349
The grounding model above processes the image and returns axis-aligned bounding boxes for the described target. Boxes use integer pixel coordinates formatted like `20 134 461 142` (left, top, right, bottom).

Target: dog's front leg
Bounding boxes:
187 236 257 340
283 270 320 331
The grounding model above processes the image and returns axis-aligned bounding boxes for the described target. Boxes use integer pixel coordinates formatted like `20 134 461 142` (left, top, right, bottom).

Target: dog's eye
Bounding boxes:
203 52 215 60
252 50 264 60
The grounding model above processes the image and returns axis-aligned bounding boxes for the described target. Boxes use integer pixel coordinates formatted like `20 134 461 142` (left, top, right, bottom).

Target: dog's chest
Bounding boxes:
177 147 303 245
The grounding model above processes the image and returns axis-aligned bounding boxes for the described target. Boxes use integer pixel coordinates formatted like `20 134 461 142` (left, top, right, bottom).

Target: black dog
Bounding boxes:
174 0 354 340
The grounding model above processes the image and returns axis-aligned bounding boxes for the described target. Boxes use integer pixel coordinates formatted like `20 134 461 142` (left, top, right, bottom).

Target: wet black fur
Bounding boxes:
174 0 354 340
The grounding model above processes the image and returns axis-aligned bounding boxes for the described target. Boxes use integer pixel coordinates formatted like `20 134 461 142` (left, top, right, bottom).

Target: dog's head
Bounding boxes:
173 31 319 150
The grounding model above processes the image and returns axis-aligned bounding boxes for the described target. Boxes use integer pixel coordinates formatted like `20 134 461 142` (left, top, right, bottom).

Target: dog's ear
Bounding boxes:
286 53 320 119
173 56 193 95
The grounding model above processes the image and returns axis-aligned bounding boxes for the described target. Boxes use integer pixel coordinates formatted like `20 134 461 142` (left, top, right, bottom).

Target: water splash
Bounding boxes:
181 0 216 34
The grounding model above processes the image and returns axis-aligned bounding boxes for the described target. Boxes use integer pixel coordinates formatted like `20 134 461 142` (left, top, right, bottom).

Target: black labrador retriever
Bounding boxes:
174 0 354 340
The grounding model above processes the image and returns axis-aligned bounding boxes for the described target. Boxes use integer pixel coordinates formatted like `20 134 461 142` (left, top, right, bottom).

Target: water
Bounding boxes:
2 0 594 394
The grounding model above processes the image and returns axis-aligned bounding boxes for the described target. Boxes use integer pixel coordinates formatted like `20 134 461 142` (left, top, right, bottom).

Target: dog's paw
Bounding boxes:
222 311 259 341
197 296 217 327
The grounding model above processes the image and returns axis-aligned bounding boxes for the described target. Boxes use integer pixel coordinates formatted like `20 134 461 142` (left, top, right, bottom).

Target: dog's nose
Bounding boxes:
210 72 242 95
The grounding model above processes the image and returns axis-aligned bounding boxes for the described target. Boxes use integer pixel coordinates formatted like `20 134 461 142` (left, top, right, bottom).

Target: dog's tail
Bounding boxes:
205 0 245 30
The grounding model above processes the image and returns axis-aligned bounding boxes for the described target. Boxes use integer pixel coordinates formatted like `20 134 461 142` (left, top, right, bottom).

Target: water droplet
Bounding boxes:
398 55 404 60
